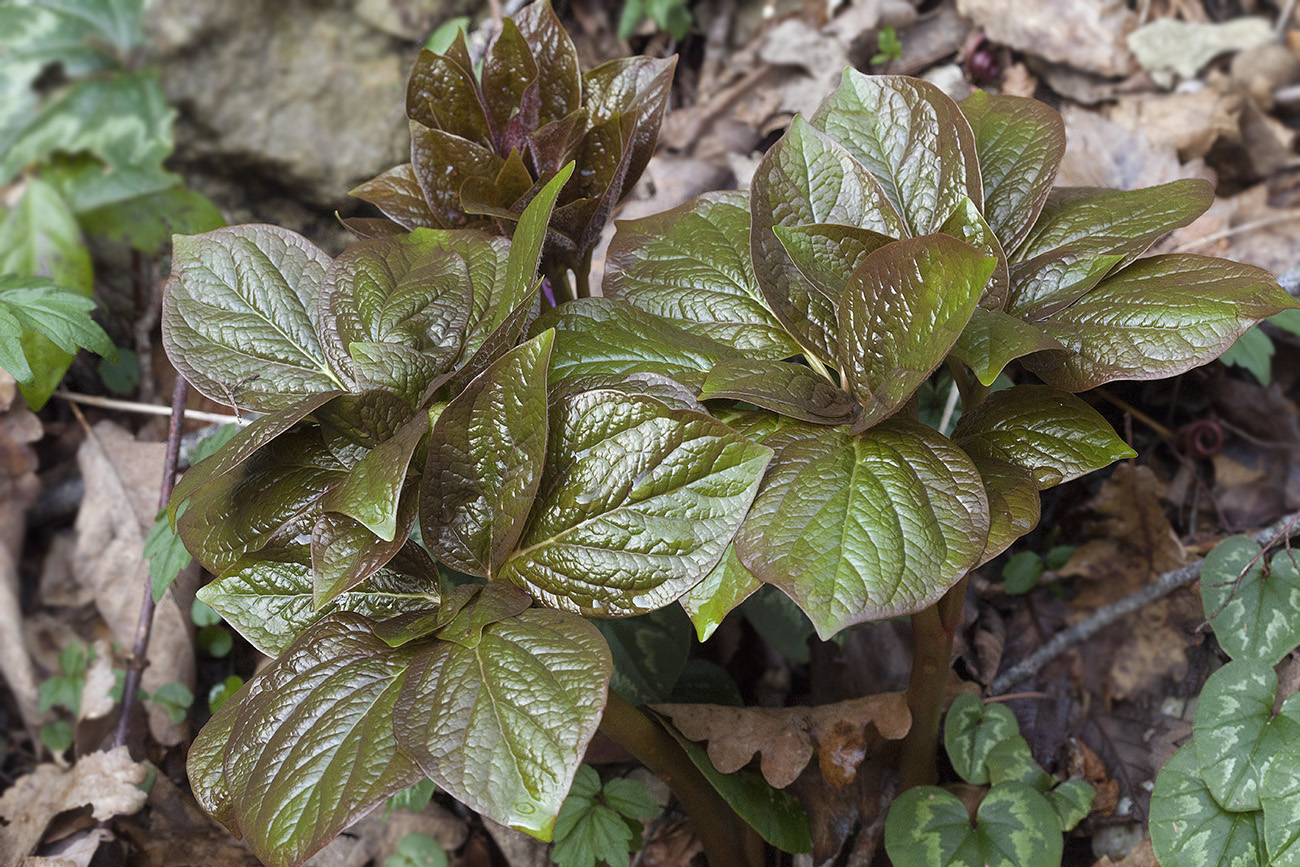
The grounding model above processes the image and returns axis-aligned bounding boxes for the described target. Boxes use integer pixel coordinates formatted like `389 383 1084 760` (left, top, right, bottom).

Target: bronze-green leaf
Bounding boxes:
699 359 859 425
950 308 1063 387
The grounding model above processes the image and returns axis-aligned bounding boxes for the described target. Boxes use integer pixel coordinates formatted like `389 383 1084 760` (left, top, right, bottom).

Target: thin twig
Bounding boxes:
938 380 960 436
54 390 245 425
990 508 1300 694
111 376 189 749
1171 210 1300 254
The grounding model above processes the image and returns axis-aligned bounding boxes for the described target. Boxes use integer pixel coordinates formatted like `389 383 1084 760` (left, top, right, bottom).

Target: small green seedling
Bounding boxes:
871 26 903 65
551 765 660 867
1150 536 1300 866
384 833 447 867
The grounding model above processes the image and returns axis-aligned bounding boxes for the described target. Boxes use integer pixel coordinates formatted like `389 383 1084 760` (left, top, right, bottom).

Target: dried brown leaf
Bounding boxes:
957 0 1138 77
0 747 148 867
1056 106 1215 190
653 693 910 788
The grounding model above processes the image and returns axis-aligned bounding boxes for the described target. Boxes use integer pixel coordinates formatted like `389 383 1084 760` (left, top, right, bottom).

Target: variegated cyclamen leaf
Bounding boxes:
838 235 996 431
751 116 905 363
1048 779 1096 833
699 359 859 425
393 608 611 840
985 735 1052 790
1194 659 1300 813
603 190 802 358
943 694 1022 786
1025 255 1298 392
734 419 989 638
223 614 425 867
1263 745 1300 865
318 229 474 401
499 390 772 616
952 385 1135 490
197 543 439 657
680 545 761 642
322 411 429 542
161 225 346 411
958 91 1065 253
534 298 744 391
178 427 347 576
949 309 1063 387
1151 743 1267 867
811 71 982 236
884 782 1062 867
1202 537 1300 666
422 332 553 578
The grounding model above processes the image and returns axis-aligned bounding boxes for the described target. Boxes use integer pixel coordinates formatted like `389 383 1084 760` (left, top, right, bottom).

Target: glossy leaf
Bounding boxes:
500 389 771 616
536 298 743 391
187 674 246 834
679 545 761 642
838 234 996 431
162 225 344 411
405 37 490 146
734 419 988 638
1262 745 1300 866
944 694 1022 786
222 615 425 867
1013 180 1213 264
659 720 814 853
772 221 894 307
513 0 581 126
410 124 502 229
1202 537 1300 665
811 71 981 236
969 455 1040 565
423 332 553 577
958 91 1065 253
949 309 1062 387
604 190 801 358
1006 248 1125 321
197 544 439 656
699 359 859 425
350 164 440 231
1150 743 1266 867
751 116 904 363
311 493 419 607
1025 255 1298 392
434 581 532 649
1194 658 1300 812
884 782 1063 867
952 385 1135 489
595 607 691 705
937 198 1008 311
393 608 611 839
322 411 429 542
500 164 573 320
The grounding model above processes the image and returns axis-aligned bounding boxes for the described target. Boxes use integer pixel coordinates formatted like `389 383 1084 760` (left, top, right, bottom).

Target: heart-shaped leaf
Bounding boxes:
499 389 772 616
949 309 1063 387
944 694 1022 786
985 735 1052 790
1263 744 1300 865
536 298 744 391
393 607 611 839
1202 537 1300 665
422 331 553 578
751 116 905 363
1025 255 1298 392
1151 743 1267 867
603 190 801 358
884 782 1063 867
680 545 761 642
952 385 1135 489
734 418 988 638
838 234 996 431
699 359 859 425
1194 658 1300 812
222 614 426 867
162 225 346 411
811 71 981 237
958 91 1065 253
197 543 439 656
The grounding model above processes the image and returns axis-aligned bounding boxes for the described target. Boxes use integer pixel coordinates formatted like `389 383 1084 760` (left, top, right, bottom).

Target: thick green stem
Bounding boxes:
898 573 969 790
599 693 762 867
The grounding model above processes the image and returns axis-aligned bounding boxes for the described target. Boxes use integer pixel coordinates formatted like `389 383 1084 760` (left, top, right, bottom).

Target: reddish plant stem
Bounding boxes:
599 693 762 867
111 375 189 750
898 572 969 790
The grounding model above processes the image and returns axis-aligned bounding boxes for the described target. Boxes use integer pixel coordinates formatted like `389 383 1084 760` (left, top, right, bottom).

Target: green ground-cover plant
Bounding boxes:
350 0 673 300
1150 536 1300 867
884 694 1094 866
0 0 223 406
163 6 1296 863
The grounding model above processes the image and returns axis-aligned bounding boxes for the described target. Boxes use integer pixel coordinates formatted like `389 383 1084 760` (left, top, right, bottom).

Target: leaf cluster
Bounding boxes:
885 694 1095 867
1150 537 1300 866
351 0 674 295
551 765 660 867
0 0 223 406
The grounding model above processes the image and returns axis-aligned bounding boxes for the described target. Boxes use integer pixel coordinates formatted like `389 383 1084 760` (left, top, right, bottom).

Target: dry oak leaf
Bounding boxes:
653 693 910 788
0 747 148 867
956 0 1138 77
